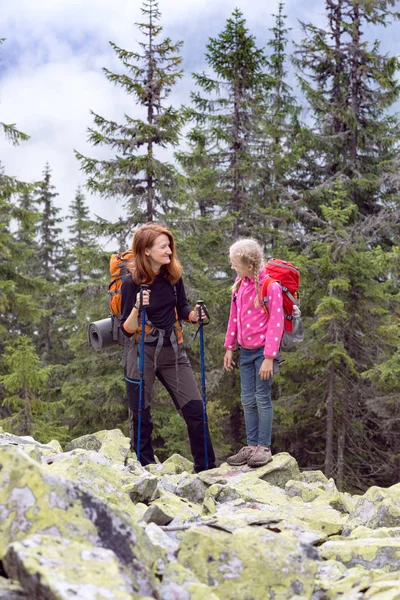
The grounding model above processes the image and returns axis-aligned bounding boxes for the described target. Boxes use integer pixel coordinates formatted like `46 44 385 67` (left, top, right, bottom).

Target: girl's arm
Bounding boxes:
263 281 284 358
224 294 239 351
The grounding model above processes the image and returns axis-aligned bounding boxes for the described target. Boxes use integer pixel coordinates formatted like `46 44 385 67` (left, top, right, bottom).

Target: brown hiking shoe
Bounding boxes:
226 446 256 466
247 446 272 468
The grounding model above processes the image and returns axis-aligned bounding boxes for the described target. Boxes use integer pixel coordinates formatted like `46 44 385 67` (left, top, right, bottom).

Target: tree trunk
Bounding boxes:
324 364 335 477
336 383 348 490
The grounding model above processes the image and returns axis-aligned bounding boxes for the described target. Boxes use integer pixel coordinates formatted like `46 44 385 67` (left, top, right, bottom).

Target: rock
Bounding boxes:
344 526 400 540
0 433 62 464
356 572 400 599
3 535 148 600
158 472 207 504
319 538 400 571
177 525 318 599
144 523 179 560
0 446 159 596
314 564 378 599
199 452 300 489
124 472 158 504
3 428 400 600
285 480 322 502
298 470 329 486
160 563 221 599
141 490 202 526
146 454 194 476
0 576 28 599
46 448 151 520
346 484 400 530
64 429 131 465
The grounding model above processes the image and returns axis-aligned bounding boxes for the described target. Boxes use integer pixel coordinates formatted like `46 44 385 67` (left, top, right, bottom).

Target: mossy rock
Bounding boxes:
320 538 400 572
177 525 318 599
64 429 130 465
4 535 147 600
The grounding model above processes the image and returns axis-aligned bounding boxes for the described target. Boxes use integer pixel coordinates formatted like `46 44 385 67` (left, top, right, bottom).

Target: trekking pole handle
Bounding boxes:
197 300 210 324
139 284 149 310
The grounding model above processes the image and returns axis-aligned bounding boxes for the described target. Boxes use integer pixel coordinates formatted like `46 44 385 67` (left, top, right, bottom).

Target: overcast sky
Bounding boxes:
0 0 398 226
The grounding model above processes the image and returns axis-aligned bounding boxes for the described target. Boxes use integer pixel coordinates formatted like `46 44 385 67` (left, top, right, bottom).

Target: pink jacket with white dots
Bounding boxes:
224 272 284 359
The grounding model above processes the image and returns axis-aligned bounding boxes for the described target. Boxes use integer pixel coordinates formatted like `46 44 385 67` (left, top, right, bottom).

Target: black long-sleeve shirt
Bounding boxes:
120 272 193 337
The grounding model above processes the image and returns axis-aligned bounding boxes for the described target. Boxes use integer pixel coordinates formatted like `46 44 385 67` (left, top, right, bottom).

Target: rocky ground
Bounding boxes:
1 427 400 599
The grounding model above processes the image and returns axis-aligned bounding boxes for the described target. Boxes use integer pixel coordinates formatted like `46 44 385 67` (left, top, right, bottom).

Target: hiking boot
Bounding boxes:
226 445 256 466
247 446 272 468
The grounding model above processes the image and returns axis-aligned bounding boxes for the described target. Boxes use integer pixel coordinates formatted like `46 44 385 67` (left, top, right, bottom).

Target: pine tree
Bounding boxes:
76 0 184 226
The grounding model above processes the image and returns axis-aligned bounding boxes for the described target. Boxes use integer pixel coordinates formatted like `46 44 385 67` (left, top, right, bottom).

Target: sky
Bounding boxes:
0 0 399 228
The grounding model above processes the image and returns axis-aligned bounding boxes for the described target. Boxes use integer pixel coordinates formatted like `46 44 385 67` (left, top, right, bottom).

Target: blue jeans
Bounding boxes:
239 346 273 446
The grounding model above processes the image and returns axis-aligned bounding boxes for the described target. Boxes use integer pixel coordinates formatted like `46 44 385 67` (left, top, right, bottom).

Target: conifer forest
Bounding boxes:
1 0 399 492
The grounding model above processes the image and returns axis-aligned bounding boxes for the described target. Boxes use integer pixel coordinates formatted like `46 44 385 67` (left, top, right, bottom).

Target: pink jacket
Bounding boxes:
224 272 284 359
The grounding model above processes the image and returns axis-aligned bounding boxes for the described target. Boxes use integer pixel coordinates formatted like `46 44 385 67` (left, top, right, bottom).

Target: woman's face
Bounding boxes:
231 256 254 279
145 233 172 271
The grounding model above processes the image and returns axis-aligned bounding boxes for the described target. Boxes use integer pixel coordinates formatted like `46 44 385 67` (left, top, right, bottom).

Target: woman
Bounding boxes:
121 223 216 473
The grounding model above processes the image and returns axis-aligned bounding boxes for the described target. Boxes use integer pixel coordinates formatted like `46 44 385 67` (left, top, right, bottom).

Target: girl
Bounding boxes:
223 239 284 467
121 223 216 473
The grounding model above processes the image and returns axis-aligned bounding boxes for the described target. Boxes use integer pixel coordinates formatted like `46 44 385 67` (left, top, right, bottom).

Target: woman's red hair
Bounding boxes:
127 223 183 285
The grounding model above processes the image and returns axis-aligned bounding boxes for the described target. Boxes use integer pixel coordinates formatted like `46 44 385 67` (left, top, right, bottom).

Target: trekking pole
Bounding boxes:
137 284 149 463
197 300 210 470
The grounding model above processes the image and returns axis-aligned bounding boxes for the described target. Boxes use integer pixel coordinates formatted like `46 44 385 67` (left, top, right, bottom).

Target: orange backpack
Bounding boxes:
108 250 134 342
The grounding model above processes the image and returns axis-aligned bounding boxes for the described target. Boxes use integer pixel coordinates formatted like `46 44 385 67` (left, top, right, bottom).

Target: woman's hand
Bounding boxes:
224 350 236 371
135 289 150 310
259 358 274 380
191 303 208 323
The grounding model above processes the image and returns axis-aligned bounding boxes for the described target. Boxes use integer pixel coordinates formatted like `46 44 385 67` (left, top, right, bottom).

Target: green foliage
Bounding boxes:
0 336 67 441
1 3 399 492
75 0 184 226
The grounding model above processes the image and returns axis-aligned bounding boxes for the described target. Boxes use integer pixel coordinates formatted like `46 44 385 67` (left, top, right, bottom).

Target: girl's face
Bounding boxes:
230 256 254 279
145 233 172 271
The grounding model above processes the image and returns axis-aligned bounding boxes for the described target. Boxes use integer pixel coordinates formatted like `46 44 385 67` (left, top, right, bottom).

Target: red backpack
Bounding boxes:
261 258 304 350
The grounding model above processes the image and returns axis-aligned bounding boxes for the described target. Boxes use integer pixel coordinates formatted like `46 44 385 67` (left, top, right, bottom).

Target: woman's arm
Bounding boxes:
175 278 197 323
120 276 141 336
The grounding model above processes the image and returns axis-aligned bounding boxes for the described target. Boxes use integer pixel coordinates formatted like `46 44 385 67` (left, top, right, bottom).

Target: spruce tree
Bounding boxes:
256 2 302 250
66 188 103 283
34 164 64 364
186 8 269 239
76 0 184 227
0 336 66 441
274 186 400 490
293 0 400 216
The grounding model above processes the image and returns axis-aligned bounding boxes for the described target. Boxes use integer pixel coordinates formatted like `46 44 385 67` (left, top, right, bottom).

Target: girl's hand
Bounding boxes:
259 358 274 380
224 350 236 371
135 289 150 309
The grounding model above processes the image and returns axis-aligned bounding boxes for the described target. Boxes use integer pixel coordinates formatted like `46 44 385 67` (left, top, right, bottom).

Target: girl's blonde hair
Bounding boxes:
229 238 264 308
